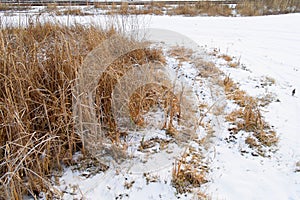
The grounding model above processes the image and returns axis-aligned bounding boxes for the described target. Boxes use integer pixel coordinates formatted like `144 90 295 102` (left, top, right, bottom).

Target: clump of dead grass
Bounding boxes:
0 21 111 199
45 3 58 11
56 8 90 16
195 2 233 16
193 58 222 78
219 54 233 62
0 3 31 11
95 49 166 138
172 148 208 195
0 3 10 11
0 16 179 198
128 83 180 136
224 76 278 154
106 3 164 15
167 4 198 16
167 46 194 63
167 2 232 16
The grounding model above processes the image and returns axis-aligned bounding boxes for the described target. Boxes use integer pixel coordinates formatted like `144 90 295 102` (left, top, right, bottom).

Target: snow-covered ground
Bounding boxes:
149 14 300 200
58 13 300 199
4 10 299 200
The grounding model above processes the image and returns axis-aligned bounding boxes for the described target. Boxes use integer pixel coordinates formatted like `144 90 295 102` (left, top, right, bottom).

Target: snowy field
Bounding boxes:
149 14 300 199
2 10 299 200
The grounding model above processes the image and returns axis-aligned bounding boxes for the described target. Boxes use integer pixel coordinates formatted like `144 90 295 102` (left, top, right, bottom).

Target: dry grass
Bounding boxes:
0 4 30 12
228 62 239 68
46 3 58 11
194 58 222 79
51 0 299 17
236 0 266 16
201 49 278 154
95 49 166 138
195 2 233 16
219 54 233 62
167 4 198 16
55 8 90 16
224 76 278 153
128 83 181 134
236 0 300 16
219 54 240 68
106 3 164 15
0 16 188 198
167 46 194 63
93 0 299 16
0 3 10 11
0 21 110 199
172 148 208 194
0 18 169 199
223 77 256 107
167 2 232 16
138 137 173 153
2 1 300 16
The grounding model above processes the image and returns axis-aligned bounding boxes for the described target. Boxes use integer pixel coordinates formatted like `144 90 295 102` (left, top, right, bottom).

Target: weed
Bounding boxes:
236 0 300 16
245 136 259 148
0 14 187 198
167 2 232 16
229 62 239 68
224 76 278 154
56 8 90 16
0 3 10 11
167 46 194 63
46 3 58 12
143 172 159 184
172 148 208 194
220 54 233 62
0 18 162 199
124 180 135 189
194 58 222 78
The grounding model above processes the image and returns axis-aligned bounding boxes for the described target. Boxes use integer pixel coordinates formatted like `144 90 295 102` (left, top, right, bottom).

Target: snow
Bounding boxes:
148 14 300 199
3 8 300 199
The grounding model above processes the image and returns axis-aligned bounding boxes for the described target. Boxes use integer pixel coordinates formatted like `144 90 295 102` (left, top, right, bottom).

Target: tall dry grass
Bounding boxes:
236 0 300 16
95 48 166 141
167 2 232 16
0 18 166 199
3 1 299 16
105 2 164 15
0 21 107 199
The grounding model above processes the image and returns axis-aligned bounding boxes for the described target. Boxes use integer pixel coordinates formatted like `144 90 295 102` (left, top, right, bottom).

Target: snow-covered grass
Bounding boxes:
0 9 299 200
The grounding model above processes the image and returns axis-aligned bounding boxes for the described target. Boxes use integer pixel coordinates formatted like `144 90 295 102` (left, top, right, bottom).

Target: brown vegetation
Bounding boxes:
97 0 299 16
0 19 170 199
172 148 208 194
128 83 181 134
224 76 278 154
95 48 166 139
237 0 300 16
167 2 232 16
1 0 300 16
0 21 110 199
0 15 193 198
